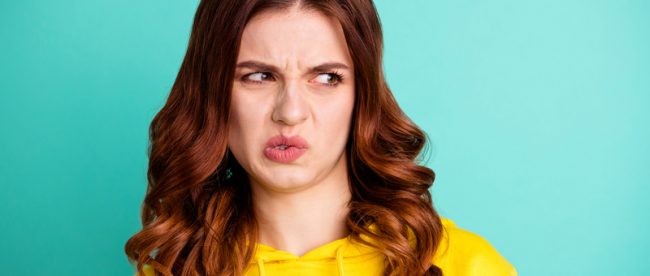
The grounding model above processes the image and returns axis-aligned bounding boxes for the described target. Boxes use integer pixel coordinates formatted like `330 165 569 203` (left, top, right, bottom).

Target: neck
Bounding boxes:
251 157 352 257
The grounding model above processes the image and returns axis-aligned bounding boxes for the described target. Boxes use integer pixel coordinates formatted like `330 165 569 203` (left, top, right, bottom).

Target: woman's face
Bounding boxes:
228 7 355 192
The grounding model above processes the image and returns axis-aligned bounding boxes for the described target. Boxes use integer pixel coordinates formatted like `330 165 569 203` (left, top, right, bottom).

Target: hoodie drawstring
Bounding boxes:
335 242 346 276
256 257 266 276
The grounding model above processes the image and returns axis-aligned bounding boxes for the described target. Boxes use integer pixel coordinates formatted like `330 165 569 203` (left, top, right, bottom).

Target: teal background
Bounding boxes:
1 0 648 275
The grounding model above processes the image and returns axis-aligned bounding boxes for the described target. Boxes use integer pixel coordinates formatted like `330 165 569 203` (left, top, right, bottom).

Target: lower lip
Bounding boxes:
264 146 307 163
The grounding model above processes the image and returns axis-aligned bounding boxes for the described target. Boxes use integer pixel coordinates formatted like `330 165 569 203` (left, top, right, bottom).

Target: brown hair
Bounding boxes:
125 0 443 275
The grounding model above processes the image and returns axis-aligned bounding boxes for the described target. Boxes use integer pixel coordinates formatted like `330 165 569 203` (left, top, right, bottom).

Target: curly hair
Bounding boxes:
124 0 443 275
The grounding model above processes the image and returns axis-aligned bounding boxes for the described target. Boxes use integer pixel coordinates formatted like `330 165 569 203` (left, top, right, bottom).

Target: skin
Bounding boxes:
227 5 355 256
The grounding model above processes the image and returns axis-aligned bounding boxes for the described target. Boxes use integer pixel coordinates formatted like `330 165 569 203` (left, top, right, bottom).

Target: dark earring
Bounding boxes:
226 167 233 180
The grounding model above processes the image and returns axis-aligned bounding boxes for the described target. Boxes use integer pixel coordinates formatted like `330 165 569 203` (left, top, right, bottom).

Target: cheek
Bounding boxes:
230 90 258 129
228 90 277 168
227 93 262 162
318 91 355 142
336 88 356 126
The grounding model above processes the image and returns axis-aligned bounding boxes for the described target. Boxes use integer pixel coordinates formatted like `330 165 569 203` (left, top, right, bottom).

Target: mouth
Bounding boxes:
264 134 309 163
265 134 309 149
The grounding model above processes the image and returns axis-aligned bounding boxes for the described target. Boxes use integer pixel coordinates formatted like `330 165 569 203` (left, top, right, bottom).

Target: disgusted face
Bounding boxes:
227 6 355 193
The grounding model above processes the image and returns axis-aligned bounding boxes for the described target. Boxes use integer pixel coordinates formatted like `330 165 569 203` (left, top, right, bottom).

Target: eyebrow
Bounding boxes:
236 60 350 74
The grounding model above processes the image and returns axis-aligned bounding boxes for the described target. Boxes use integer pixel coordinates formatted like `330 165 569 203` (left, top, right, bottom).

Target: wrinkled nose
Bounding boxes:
271 80 309 126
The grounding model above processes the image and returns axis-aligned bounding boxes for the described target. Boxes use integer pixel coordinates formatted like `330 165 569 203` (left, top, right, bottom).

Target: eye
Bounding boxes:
242 72 274 83
313 72 344 87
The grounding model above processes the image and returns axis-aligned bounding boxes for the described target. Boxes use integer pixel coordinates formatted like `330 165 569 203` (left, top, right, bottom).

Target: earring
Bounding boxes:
226 167 233 180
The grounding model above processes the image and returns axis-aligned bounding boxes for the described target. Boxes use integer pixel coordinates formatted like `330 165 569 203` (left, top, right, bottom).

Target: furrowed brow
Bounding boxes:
309 62 350 73
236 60 281 73
236 60 350 74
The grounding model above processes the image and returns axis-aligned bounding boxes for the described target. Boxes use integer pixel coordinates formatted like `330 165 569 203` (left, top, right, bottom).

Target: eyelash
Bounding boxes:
241 71 345 87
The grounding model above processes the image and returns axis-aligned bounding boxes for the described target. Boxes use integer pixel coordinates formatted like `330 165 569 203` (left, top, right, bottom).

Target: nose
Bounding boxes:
271 79 309 126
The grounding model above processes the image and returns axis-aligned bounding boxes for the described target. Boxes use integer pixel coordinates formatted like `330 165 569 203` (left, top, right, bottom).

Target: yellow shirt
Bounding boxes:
136 218 517 275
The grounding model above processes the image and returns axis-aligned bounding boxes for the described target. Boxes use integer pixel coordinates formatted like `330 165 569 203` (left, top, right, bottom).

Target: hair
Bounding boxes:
124 0 443 275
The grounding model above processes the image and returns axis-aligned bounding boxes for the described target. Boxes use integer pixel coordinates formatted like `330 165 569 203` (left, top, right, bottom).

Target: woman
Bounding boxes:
125 0 517 275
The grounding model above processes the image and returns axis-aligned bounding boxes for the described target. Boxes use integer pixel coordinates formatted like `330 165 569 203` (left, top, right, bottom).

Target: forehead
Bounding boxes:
237 7 352 67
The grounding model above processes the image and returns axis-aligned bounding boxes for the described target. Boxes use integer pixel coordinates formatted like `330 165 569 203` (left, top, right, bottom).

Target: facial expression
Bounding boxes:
227 6 355 192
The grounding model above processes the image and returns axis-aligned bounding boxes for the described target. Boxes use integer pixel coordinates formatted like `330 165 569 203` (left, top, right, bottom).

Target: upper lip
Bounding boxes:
266 134 309 149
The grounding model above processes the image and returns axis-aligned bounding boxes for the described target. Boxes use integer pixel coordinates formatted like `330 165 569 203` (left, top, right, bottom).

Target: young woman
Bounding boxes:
125 0 517 275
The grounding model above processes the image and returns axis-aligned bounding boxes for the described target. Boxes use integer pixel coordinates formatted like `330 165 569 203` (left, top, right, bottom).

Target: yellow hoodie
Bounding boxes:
135 218 517 275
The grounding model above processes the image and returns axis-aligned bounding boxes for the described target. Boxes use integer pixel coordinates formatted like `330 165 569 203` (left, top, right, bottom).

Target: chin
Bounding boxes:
257 172 316 192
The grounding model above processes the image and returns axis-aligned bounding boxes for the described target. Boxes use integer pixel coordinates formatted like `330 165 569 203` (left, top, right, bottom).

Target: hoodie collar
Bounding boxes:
252 233 380 276
251 218 454 276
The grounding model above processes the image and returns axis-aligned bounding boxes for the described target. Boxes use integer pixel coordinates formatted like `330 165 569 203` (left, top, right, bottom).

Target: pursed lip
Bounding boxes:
265 134 309 149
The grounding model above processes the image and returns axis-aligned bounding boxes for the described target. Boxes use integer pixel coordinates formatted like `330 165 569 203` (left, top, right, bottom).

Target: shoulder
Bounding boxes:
433 217 518 276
